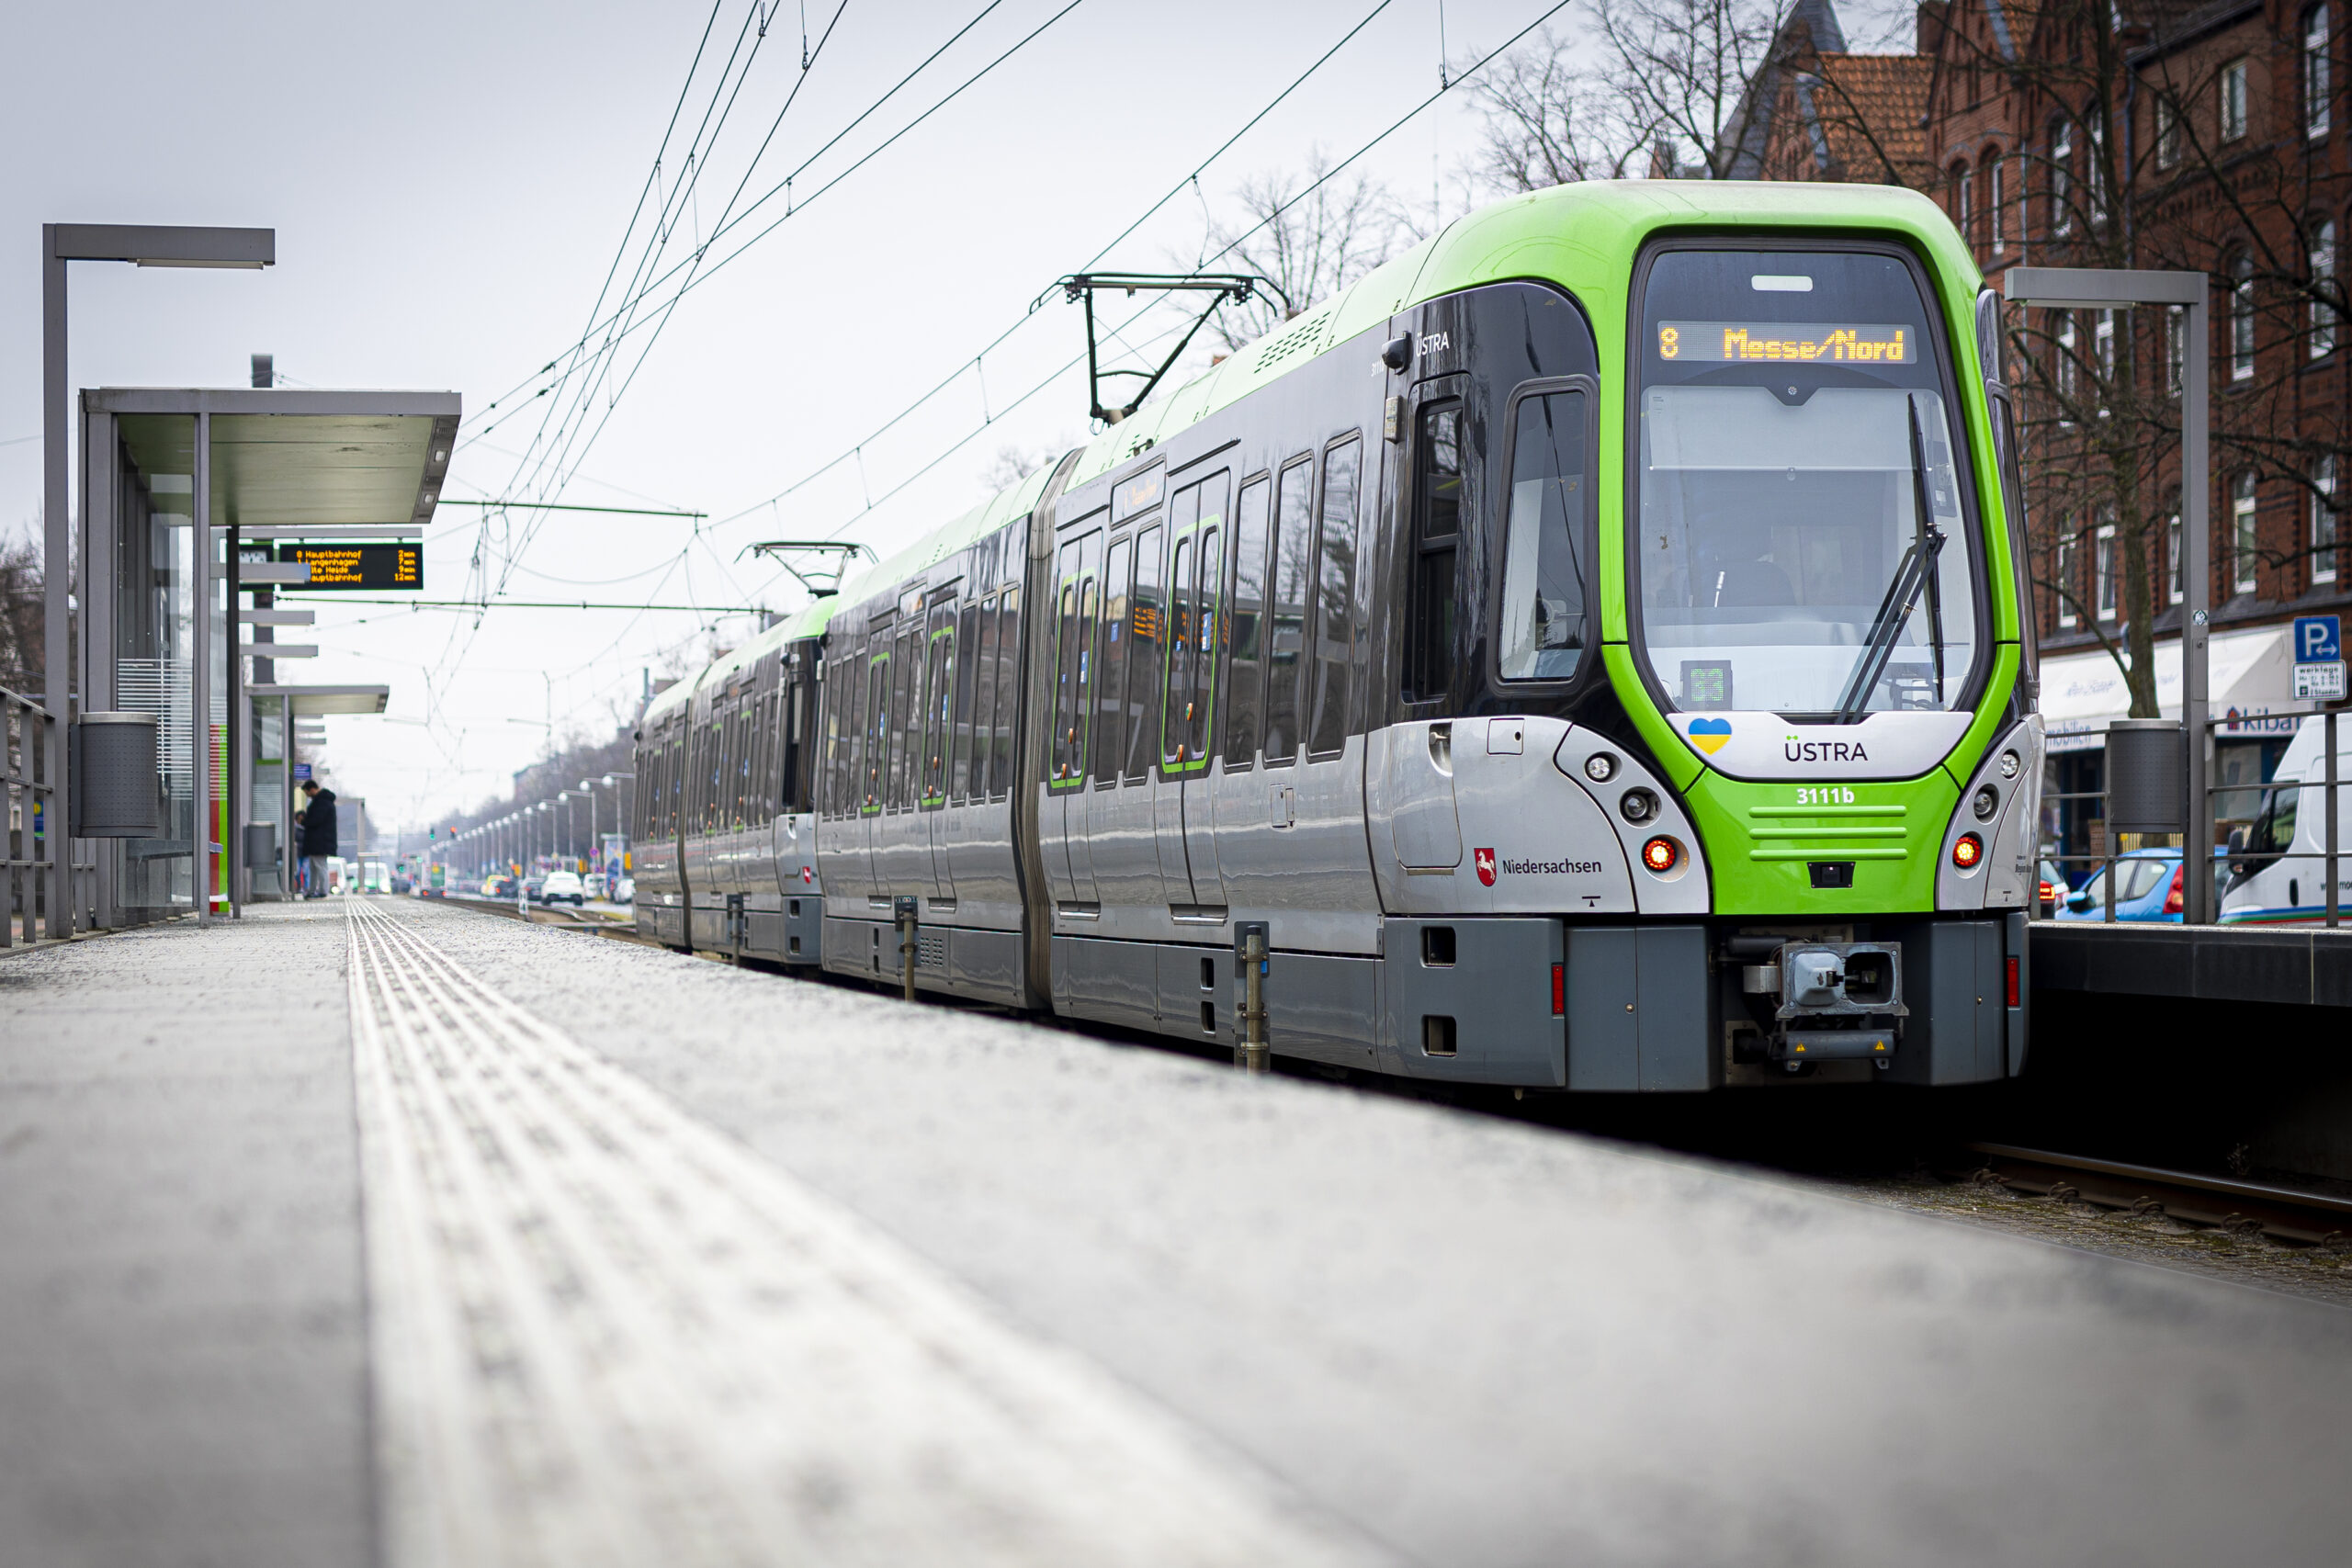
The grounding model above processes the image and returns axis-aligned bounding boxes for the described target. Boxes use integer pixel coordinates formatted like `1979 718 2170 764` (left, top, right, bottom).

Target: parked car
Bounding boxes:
540 869 586 907
2036 854 2065 918
522 874 549 903
2056 847 2230 922
615 875 635 906
481 874 514 898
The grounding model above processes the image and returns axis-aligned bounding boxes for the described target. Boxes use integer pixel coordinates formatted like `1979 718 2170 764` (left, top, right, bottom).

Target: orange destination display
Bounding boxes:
274 542 423 590
1656 321 1914 364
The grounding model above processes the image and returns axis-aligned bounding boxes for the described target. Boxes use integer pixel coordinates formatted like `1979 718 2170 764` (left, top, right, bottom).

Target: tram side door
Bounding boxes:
1046 528 1104 907
1163 469 1230 908
922 599 958 904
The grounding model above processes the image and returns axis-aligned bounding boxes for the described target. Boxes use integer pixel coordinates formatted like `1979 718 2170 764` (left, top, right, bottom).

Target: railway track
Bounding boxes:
1951 1143 2352 1249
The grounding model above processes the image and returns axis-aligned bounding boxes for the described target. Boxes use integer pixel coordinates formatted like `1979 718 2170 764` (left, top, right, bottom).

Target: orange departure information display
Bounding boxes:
275 543 423 591
1656 321 1914 364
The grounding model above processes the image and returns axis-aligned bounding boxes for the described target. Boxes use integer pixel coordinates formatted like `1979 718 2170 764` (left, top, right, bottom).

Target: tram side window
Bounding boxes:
704 717 722 833
970 593 999 800
1307 436 1363 757
1223 476 1272 768
736 705 753 826
1264 459 1314 763
895 623 922 809
991 586 1020 794
1184 472 1228 769
1497 390 1590 681
1097 536 1134 784
1162 483 1202 769
1075 536 1102 782
1125 523 1165 782
922 606 955 805
864 646 891 812
1053 542 1084 783
952 602 979 800
1407 401 1464 701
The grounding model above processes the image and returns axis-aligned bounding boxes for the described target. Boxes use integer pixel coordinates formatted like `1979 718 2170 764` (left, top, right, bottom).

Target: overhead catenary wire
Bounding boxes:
703 0 1405 532
714 0 1574 545
421 0 1566 808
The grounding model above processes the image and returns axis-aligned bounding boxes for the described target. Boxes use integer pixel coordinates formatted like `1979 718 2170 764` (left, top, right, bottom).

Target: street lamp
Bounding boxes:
2003 266 2211 921
43 222 276 931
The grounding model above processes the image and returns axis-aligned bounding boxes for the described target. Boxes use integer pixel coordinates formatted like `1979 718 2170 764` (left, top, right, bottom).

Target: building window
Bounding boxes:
2309 6 2333 141
2222 58 2249 141
2230 251 2256 381
2055 311 2078 418
2166 305 2186 395
2057 532 2079 626
2315 456 2340 582
2094 309 2115 411
2156 93 2182 170
1988 152 2006 252
2050 119 2075 234
1953 162 1973 242
2313 219 2339 358
2095 517 2119 619
2168 512 2185 604
2233 472 2260 593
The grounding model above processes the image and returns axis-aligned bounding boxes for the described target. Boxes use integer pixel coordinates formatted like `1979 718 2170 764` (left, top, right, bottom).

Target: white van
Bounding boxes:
2219 718 2352 923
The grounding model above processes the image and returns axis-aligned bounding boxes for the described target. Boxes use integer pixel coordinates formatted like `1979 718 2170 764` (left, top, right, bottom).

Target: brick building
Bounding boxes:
1745 0 2352 865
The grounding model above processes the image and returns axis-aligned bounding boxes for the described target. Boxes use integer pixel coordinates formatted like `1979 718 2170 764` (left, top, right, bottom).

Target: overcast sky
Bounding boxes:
1 0 1921 830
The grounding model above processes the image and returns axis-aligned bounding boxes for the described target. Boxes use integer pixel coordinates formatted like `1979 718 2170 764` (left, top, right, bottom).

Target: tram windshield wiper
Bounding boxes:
1833 397 1946 723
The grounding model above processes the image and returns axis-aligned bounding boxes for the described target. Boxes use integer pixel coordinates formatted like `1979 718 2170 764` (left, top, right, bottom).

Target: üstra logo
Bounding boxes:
1685 716 1732 755
1475 847 1497 886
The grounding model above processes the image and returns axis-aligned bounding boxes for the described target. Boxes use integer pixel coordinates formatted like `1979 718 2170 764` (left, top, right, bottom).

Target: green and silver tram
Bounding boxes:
636 179 2041 1089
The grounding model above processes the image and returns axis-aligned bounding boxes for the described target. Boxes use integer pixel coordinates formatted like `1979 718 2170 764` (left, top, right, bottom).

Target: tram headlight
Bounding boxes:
1951 832 1984 870
1583 751 1620 783
1998 750 2021 780
1620 788 1658 824
1972 784 2000 820
1641 836 1679 874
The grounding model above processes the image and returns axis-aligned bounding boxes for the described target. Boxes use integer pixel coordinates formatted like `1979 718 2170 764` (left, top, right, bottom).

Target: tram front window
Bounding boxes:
1634 248 1982 718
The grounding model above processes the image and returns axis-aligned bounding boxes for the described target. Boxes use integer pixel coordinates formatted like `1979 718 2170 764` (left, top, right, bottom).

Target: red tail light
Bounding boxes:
2037 880 2054 905
1951 833 1984 870
1551 963 1566 1017
2163 863 2185 915
2005 955 2020 1008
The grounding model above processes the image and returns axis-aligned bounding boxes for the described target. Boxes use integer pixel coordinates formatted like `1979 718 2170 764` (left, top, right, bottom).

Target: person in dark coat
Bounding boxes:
300 780 338 898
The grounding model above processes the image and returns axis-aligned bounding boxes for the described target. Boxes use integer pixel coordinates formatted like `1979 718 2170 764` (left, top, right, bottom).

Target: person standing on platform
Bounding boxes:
300 779 338 898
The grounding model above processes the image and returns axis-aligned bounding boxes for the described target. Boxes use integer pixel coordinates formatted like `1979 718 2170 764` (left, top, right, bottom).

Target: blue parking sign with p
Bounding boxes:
2296 615 2341 663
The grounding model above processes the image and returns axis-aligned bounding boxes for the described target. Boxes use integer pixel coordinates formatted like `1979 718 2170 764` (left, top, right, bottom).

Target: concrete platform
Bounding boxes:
5 898 2352 1566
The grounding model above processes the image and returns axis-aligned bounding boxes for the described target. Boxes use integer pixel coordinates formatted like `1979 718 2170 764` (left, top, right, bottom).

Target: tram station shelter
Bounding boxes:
75 387 458 928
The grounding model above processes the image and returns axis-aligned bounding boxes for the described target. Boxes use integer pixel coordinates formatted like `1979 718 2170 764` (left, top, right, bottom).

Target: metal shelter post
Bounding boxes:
193 412 211 925
40 230 68 935
2004 266 2211 920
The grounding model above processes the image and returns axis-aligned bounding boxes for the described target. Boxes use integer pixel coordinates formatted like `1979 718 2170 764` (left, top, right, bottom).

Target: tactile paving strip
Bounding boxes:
343 900 1371 1568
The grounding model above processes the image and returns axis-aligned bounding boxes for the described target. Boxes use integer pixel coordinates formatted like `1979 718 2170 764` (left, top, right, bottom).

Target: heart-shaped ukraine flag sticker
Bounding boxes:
1685 716 1732 755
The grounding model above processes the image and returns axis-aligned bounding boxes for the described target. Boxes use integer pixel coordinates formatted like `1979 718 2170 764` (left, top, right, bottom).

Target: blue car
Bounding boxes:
2054 847 2226 922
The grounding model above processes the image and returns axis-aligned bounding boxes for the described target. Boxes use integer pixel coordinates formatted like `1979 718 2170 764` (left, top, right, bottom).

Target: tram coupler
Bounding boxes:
1235 921 1270 1074
1730 936 1907 1070
894 895 919 1002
